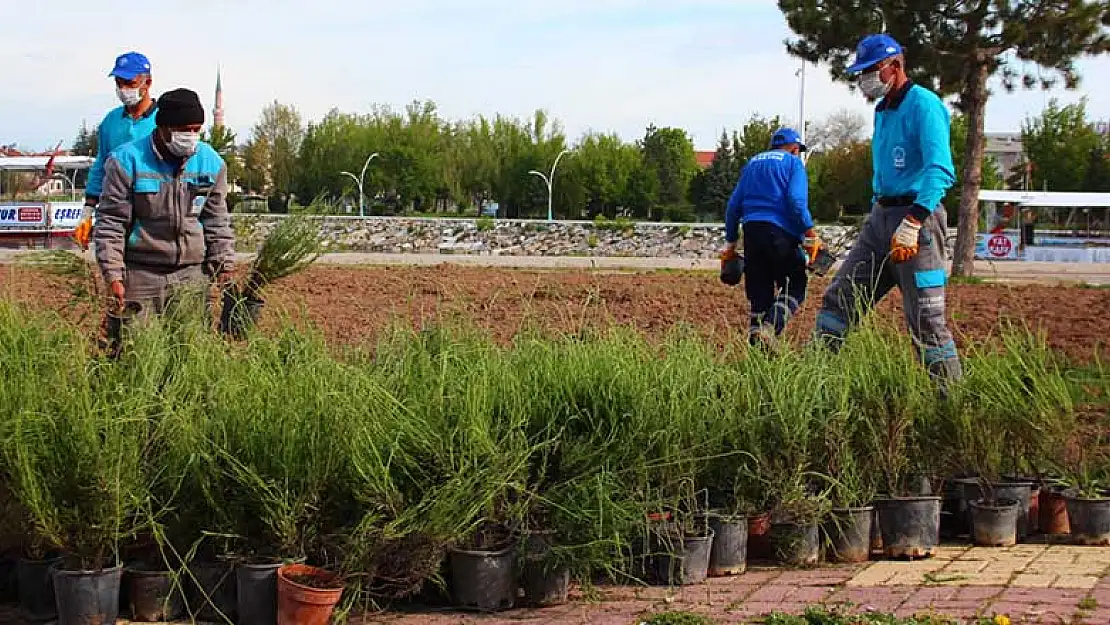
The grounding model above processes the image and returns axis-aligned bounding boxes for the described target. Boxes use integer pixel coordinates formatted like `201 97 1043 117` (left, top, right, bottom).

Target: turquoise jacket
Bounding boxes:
872 82 956 213
85 103 158 200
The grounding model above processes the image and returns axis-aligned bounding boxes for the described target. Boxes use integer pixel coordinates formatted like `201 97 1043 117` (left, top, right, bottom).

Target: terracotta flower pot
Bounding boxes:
1040 487 1070 535
276 564 343 625
746 512 772 561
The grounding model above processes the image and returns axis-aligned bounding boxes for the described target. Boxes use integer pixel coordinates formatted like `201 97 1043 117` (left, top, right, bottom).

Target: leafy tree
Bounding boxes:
202 124 243 186
808 140 873 222
1084 134 1110 191
732 114 782 166
778 0 1110 276
72 122 98 157
640 125 697 214
248 100 304 211
1021 98 1102 192
691 130 740 218
567 132 643 219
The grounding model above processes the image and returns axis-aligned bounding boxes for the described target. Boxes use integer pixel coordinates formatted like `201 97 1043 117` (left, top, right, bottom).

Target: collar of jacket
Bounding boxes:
121 101 157 120
876 79 914 112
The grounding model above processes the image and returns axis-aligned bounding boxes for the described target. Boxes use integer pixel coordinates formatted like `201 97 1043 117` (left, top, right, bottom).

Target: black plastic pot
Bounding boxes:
824 507 873 564
869 508 883 554
53 564 122 625
770 523 819 567
950 477 980 537
521 559 569 607
220 288 265 339
1065 495 1110 546
940 480 966 539
719 255 744 285
706 513 747 576
18 555 62 622
127 566 184 622
993 483 1034 540
874 497 941 559
653 531 714 585
187 560 238 622
520 530 569 607
0 555 15 603
448 544 517 611
237 560 285 625
970 498 1020 547
959 481 1033 540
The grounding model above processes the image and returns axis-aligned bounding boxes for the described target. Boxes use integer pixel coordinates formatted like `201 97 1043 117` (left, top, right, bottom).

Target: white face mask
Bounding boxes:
859 70 891 101
116 85 143 107
166 131 200 158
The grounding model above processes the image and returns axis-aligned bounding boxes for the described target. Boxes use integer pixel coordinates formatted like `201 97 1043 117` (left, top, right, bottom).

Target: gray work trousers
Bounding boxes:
101 264 210 356
814 203 962 382
122 264 209 319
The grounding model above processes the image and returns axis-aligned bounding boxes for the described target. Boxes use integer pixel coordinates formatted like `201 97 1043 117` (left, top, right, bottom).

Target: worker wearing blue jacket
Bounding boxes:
814 34 961 384
73 51 158 250
724 127 821 348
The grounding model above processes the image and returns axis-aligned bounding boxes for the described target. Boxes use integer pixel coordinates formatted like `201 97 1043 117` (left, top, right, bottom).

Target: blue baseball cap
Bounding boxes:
846 34 902 74
108 52 151 80
771 127 806 152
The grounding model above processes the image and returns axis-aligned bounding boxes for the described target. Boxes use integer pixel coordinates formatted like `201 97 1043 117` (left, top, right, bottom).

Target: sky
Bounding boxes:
3 0 1108 152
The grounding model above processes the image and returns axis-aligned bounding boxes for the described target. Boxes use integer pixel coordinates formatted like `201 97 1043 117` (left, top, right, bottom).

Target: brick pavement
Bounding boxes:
2 545 1109 624
359 545 1110 625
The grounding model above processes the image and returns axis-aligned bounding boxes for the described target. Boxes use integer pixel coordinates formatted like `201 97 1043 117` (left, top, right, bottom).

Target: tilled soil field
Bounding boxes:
1 264 1108 363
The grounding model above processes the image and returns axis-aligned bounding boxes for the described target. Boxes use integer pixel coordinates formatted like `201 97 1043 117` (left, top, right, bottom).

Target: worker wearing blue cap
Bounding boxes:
73 52 158 250
814 34 961 385
723 127 821 349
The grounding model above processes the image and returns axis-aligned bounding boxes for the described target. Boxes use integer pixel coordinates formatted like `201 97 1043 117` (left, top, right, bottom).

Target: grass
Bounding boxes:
0 295 1104 612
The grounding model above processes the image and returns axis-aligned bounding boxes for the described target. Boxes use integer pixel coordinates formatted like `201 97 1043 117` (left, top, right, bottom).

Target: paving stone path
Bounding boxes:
366 544 1110 625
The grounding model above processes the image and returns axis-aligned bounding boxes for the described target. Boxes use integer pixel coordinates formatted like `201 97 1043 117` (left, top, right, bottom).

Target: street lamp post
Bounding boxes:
528 149 571 222
340 152 380 217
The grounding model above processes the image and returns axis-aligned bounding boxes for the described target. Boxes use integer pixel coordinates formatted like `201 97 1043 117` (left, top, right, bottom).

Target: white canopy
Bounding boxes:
0 156 94 171
978 190 1110 208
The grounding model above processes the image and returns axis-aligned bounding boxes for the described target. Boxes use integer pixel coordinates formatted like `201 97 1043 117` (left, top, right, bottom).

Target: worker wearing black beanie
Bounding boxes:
92 85 235 344
155 88 205 128
154 88 205 160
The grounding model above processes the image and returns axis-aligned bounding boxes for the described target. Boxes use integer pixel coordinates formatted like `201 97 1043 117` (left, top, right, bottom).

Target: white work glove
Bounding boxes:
890 216 923 264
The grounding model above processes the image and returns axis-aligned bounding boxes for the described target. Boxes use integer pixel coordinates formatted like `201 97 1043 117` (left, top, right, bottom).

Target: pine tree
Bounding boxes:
777 0 1110 275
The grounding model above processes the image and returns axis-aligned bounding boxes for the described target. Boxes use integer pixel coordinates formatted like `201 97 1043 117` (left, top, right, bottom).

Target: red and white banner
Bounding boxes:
975 233 1019 260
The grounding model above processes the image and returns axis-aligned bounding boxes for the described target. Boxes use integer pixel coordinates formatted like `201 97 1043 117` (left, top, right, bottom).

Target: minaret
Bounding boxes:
213 66 225 128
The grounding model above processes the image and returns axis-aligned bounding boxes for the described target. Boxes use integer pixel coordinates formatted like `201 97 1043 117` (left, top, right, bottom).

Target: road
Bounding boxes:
1 249 1108 285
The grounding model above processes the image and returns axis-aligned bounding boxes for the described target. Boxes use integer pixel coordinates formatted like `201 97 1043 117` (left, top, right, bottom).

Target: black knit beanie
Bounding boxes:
156 88 205 127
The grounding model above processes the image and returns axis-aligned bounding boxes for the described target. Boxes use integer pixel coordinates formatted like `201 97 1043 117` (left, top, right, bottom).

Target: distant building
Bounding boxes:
984 132 1025 179
695 151 716 169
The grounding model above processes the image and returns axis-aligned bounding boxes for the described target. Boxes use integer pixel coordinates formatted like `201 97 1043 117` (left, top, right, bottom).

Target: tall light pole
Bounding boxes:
529 149 571 222
796 59 808 162
340 151 379 217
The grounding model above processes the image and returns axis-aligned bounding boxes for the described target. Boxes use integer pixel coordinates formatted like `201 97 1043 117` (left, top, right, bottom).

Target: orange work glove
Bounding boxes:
71 205 94 251
801 228 822 265
109 280 125 310
890 216 923 264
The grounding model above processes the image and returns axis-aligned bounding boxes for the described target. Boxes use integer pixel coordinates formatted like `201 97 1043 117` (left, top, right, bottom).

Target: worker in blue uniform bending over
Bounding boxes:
723 127 821 349
73 51 158 250
814 34 962 385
